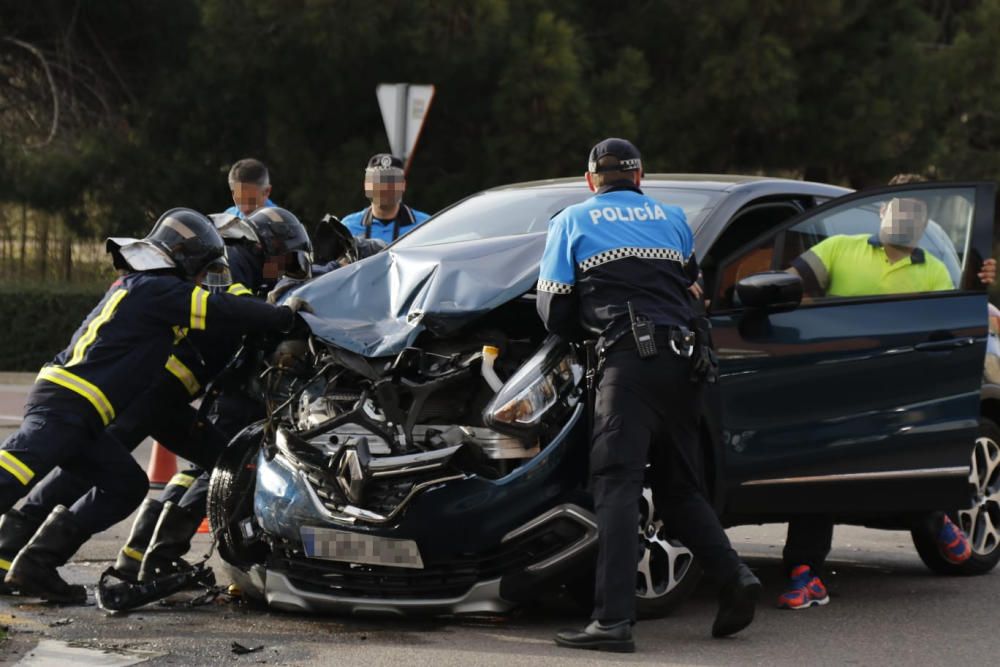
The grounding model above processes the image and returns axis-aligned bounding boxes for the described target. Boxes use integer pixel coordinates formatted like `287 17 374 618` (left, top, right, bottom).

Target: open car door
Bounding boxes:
706 181 996 518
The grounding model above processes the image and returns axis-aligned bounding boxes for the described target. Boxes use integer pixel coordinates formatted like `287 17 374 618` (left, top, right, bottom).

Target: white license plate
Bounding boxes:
300 526 424 569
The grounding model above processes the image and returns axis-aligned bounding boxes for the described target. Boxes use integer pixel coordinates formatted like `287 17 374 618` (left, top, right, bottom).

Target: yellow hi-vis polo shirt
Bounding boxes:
792 234 954 297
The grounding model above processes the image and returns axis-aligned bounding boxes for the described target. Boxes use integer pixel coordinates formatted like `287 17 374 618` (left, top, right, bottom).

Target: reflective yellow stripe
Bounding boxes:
172 325 189 344
68 289 128 366
122 546 144 562
190 287 209 330
36 366 115 426
0 558 10 571
227 282 252 297
165 354 201 396
168 473 196 488
0 451 34 486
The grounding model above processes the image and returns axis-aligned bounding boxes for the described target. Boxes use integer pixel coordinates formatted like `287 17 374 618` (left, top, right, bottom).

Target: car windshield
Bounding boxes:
394 186 723 248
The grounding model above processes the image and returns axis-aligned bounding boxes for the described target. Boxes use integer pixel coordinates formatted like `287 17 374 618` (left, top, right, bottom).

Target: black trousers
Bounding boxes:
783 515 834 576
17 377 226 526
0 407 147 534
590 345 741 622
155 391 262 516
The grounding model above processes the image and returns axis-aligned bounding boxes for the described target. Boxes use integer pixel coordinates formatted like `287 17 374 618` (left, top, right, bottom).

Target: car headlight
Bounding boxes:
483 336 583 434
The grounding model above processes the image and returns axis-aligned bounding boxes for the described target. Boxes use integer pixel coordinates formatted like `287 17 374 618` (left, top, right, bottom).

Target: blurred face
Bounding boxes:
879 197 929 248
263 250 312 282
364 167 406 210
231 181 272 217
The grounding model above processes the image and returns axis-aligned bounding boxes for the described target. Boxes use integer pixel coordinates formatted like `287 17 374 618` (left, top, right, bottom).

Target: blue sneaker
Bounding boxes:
937 515 971 565
777 565 829 610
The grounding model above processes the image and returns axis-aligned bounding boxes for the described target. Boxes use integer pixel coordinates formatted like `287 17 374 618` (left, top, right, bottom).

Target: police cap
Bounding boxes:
588 138 642 173
366 153 405 171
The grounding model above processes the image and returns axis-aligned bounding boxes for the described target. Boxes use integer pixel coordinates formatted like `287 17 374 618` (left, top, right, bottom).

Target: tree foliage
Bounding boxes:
0 0 997 243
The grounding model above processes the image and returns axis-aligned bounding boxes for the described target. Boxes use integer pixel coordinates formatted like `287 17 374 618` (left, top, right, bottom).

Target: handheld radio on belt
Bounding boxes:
628 301 658 359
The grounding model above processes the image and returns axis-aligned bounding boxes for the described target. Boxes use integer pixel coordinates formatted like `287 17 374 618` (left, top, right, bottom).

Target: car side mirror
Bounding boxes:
735 271 802 312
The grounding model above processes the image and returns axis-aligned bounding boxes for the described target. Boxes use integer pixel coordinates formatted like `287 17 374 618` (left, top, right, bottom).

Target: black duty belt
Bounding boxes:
597 324 695 359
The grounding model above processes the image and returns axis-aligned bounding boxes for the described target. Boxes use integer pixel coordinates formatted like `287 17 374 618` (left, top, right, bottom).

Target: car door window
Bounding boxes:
714 186 976 308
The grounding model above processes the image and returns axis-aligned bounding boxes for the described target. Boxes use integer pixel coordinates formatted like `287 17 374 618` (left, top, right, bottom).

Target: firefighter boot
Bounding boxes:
0 509 43 595
5 506 89 603
113 498 164 582
138 502 202 582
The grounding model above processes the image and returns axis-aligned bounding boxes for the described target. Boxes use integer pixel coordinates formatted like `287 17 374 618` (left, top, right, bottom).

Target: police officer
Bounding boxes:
341 154 430 243
538 139 760 652
0 209 309 603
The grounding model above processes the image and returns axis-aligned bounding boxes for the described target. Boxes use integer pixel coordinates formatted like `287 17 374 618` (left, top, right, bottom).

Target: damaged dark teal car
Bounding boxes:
208 175 999 616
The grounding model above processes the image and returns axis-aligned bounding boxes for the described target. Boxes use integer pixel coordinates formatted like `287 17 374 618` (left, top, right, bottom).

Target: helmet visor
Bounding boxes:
200 256 233 293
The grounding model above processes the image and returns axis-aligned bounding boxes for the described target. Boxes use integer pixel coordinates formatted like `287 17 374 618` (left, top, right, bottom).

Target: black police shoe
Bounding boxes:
554 619 635 653
712 563 762 638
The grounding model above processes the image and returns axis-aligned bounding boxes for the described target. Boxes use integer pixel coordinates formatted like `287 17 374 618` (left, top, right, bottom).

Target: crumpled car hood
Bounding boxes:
294 233 547 357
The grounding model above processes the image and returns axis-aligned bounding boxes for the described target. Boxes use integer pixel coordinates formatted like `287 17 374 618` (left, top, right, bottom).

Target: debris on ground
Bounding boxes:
231 641 265 655
48 618 73 627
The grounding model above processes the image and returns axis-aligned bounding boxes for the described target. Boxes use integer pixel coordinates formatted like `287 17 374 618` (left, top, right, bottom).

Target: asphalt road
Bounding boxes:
2 379 999 666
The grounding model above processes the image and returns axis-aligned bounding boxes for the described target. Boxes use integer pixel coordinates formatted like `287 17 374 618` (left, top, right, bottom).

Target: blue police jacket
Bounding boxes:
224 198 277 219
30 271 293 427
536 182 699 339
342 206 430 244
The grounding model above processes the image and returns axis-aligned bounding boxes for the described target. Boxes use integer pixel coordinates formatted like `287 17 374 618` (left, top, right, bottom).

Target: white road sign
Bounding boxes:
376 83 435 171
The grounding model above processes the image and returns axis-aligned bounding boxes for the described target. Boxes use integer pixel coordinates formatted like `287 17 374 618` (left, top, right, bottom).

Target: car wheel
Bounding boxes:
635 485 702 618
911 418 1000 575
564 485 703 617
207 420 269 570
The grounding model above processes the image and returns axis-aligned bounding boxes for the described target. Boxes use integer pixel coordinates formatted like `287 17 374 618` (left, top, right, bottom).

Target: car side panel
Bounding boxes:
714 293 985 516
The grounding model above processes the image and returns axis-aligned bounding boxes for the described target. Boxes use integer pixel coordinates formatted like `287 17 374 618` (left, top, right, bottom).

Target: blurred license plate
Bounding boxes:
300 526 424 569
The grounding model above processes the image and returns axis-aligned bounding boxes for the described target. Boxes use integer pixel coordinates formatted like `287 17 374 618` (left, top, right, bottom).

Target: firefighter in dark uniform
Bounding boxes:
539 139 760 652
115 206 314 583
0 209 310 590
0 209 309 603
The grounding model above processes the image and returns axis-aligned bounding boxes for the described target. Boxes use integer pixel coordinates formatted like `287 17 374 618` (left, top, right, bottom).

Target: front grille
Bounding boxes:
274 517 585 600
303 468 445 518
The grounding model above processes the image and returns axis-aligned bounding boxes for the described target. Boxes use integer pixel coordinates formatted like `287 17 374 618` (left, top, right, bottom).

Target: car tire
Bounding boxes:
911 418 1000 575
207 420 269 570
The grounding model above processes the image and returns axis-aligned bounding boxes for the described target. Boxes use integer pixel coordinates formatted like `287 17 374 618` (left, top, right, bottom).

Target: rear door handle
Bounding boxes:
915 337 976 352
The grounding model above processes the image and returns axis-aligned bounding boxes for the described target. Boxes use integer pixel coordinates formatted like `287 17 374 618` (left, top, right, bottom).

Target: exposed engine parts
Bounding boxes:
256 329 582 526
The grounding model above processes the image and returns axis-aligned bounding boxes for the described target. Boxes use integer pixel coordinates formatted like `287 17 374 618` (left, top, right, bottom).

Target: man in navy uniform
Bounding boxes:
0 209 309 603
0 207 313 590
341 154 430 243
537 139 760 652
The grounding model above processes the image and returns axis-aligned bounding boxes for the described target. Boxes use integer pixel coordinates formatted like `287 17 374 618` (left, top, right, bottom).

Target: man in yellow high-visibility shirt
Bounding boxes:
777 196 995 610
790 197 954 297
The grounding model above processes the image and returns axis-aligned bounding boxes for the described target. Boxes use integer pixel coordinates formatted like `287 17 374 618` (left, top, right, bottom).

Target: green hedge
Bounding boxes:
0 284 108 371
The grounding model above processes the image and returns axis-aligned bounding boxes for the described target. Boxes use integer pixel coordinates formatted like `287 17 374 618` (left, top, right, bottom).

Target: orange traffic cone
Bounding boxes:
147 441 177 489
197 517 211 534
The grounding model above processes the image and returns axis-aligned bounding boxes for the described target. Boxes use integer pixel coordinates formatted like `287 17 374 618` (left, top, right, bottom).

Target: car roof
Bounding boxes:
487 173 850 196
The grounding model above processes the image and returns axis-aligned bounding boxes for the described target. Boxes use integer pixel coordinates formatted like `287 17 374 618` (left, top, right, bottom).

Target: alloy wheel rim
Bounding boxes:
958 436 1000 557
636 486 694 599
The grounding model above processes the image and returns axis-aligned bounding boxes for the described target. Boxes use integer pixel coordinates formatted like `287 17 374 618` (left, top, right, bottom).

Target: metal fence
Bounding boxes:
0 205 113 285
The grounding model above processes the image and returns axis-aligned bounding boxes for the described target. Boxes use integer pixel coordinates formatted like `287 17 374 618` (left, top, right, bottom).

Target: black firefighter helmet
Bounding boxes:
107 208 230 285
246 207 313 279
